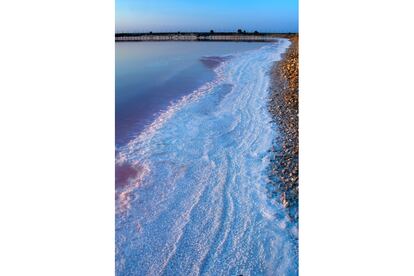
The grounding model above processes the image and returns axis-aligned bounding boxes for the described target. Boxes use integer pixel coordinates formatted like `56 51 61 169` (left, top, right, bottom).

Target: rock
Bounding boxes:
267 34 299 221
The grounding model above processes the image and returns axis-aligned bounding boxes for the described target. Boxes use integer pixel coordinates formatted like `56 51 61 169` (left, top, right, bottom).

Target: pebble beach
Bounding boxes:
269 35 299 221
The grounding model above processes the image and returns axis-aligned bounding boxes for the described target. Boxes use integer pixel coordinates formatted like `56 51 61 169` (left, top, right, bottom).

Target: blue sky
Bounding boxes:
116 0 298 33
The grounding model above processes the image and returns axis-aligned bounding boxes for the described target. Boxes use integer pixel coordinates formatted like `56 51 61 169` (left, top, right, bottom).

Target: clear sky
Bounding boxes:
116 0 298 33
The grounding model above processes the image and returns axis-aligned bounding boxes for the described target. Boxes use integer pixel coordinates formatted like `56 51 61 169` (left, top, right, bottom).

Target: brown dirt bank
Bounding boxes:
268 35 299 221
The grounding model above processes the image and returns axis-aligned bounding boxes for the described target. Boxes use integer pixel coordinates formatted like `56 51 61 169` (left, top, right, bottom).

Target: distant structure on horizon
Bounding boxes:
115 31 296 42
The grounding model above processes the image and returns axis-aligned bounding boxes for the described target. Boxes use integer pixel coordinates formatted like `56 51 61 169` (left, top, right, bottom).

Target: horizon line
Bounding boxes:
115 31 298 35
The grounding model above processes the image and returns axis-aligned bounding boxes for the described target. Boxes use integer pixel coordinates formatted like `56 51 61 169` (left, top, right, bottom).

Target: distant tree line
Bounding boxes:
114 30 293 37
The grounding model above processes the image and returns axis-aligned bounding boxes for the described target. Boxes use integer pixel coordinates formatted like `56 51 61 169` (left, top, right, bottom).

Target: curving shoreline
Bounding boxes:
116 42 298 275
268 35 299 221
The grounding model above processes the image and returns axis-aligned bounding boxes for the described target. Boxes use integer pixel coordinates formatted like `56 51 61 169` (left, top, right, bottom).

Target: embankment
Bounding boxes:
268 35 299 221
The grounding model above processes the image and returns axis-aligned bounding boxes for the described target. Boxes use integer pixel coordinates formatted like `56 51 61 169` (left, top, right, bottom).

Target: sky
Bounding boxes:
116 0 298 33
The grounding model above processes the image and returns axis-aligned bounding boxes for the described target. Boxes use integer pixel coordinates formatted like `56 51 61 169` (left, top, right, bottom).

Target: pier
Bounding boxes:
114 33 292 42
